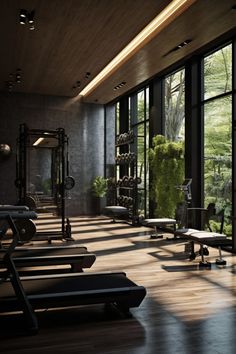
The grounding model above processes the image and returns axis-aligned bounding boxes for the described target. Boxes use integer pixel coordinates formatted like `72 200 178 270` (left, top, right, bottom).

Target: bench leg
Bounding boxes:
150 226 163 239
189 241 195 260
199 244 211 268
216 246 227 265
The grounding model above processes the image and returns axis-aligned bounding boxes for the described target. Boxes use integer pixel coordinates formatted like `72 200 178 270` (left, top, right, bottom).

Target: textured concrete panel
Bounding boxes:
0 92 104 215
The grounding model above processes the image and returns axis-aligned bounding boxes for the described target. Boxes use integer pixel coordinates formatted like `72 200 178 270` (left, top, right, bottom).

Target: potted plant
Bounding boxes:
149 135 184 218
92 176 108 197
92 176 108 214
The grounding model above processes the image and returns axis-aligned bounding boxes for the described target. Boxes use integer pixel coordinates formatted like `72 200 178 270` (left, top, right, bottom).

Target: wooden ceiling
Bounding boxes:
0 0 236 104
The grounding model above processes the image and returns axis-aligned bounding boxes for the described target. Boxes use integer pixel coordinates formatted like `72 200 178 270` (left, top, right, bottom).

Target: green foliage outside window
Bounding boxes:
149 135 184 218
165 69 185 142
204 44 232 235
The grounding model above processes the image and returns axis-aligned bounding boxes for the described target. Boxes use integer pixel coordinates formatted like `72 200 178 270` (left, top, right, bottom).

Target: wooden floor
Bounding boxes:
1 215 236 354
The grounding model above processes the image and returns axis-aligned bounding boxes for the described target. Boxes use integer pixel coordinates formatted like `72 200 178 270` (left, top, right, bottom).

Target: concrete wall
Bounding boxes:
0 92 105 215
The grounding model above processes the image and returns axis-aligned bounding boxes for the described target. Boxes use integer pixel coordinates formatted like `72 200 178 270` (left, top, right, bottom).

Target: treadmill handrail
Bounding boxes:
0 205 29 211
18 270 127 281
0 211 37 220
25 286 146 300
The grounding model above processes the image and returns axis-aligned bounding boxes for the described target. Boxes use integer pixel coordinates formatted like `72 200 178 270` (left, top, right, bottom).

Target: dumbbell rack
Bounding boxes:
115 131 139 224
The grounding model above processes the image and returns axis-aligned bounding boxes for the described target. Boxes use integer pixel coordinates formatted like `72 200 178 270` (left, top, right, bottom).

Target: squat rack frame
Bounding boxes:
15 123 72 241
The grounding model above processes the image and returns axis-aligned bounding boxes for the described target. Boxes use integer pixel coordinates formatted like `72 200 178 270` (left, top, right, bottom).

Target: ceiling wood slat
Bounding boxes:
0 0 235 103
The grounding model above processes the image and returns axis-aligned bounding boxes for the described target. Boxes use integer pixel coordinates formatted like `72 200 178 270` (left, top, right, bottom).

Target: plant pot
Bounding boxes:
93 196 106 215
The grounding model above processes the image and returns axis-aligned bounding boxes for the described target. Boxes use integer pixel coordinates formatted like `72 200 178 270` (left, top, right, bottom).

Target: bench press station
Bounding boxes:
175 228 227 267
142 218 177 239
142 179 191 239
103 206 129 222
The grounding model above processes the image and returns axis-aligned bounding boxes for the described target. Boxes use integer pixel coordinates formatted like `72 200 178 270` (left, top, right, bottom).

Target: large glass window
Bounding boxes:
131 87 149 217
116 102 120 135
204 45 232 100
203 43 232 234
150 68 185 218
164 68 185 141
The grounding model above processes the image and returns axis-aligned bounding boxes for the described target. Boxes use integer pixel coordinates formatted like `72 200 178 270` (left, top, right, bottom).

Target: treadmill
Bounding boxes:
0 209 146 334
0 205 96 274
0 246 96 275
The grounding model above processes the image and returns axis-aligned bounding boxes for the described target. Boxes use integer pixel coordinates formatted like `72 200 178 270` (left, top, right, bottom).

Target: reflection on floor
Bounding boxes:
1 215 236 354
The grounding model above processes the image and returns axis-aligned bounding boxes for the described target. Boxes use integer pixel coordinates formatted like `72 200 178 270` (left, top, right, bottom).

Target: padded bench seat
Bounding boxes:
175 228 227 266
175 228 227 243
142 218 177 239
103 206 129 222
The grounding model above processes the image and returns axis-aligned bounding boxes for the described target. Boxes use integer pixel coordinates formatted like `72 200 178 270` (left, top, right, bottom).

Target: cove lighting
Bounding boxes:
79 0 196 97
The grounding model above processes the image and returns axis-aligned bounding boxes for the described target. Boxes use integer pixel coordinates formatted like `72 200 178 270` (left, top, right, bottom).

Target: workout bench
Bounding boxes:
142 218 177 239
103 206 129 222
175 228 227 267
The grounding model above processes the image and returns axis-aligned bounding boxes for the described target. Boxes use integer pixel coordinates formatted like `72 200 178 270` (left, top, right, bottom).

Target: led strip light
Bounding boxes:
79 0 196 97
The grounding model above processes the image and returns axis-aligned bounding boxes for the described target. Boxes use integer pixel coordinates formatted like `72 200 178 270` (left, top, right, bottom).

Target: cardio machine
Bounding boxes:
0 209 146 334
175 178 192 228
0 205 96 275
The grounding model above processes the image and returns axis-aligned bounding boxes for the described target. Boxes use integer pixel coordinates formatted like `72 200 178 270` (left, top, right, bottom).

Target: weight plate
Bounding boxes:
25 195 37 211
15 219 36 242
65 176 75 190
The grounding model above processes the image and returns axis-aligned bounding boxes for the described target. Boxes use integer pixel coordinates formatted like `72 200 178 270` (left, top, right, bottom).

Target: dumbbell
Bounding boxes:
122 153 128 162
129 176 135 187
119 196 124 206
117 135 121 144
122 196 128 207
117 154 122 163
130 152 136 163
128 130 134 141
117 154 124 163
117 195 122 205
119 133 126 144
123 133 128 142
122 176 129 187
127 197 133 207
135 177 142 185
116 179 121 187
128 153 133 161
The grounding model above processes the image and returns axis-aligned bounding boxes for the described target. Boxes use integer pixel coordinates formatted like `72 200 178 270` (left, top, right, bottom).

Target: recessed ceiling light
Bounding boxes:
28 11 35 24
163 38 192 57
19 9 35 29
113 81 127 91
177 39 191 48
20 9 27 18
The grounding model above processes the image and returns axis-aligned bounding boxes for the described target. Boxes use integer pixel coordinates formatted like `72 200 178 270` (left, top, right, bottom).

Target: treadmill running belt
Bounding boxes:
0 272 146 312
